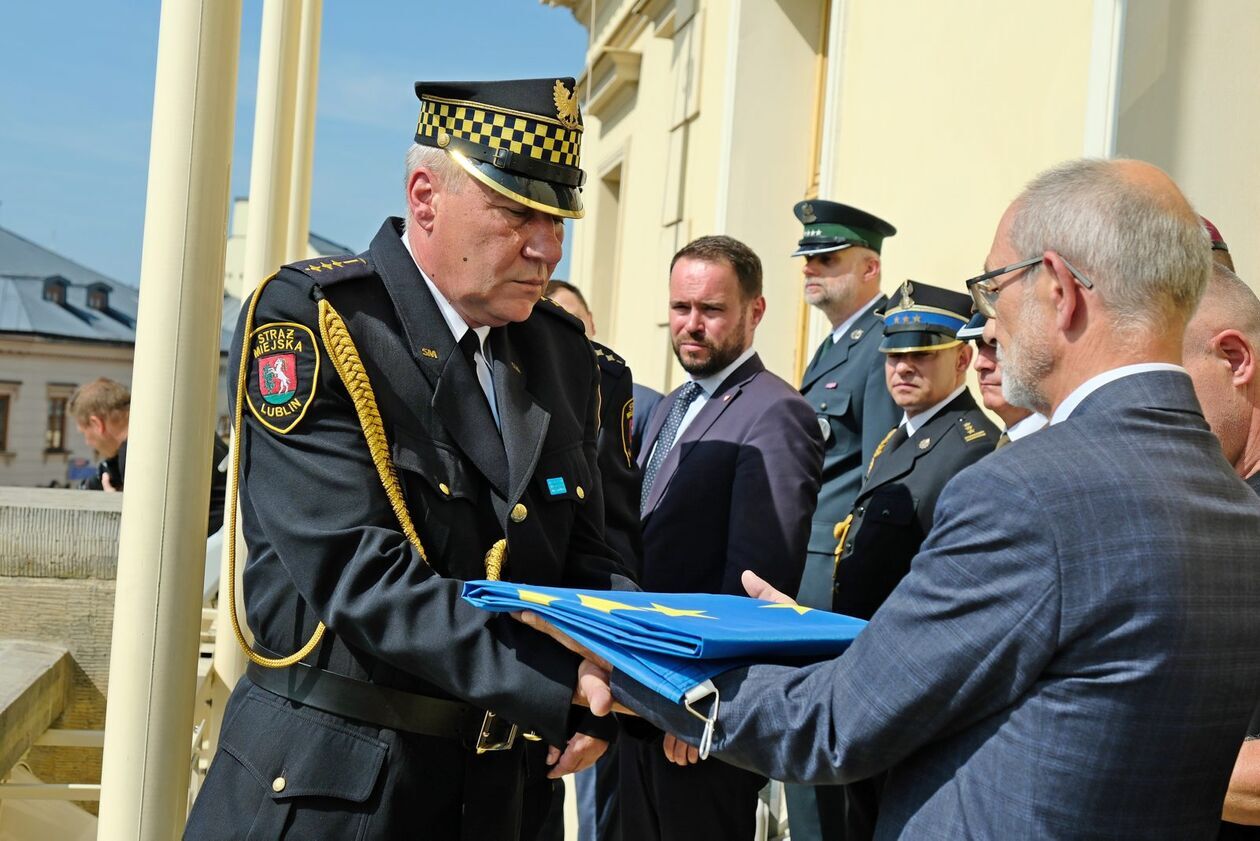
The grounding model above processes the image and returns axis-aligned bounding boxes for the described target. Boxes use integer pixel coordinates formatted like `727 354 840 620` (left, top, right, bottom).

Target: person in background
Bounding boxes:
958 310 1047 445
1182 260 1260 839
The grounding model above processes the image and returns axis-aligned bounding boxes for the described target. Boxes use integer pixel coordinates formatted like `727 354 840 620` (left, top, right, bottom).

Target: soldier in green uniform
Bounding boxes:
184 78 632 841
827 280 997 840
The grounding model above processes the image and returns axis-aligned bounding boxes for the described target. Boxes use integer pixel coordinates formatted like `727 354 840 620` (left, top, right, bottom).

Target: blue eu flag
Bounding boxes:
461 580 866 706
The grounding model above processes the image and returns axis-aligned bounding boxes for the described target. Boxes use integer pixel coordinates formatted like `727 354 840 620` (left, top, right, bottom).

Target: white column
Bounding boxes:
96 1 243 839
286 0 323 262
242 0 303 289
213 0 305 694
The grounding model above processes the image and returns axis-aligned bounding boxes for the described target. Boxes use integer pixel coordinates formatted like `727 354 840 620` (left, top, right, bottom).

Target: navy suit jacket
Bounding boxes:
617 370 1260 839
638 353 823 597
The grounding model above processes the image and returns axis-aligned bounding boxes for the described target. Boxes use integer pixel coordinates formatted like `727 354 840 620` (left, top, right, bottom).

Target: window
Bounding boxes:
43 277 68 304
87 285 110 310
0 393 9 451
46 395 68 452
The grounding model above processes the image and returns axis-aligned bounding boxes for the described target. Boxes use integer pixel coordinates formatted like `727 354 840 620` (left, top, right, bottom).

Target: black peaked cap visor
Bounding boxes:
449 150 584 219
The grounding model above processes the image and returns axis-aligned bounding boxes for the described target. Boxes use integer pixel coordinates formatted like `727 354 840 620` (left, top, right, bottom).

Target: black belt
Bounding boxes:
245 659 477 741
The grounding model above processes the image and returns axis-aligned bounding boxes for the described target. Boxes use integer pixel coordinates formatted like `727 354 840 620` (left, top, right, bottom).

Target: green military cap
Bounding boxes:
792 200 896 257
879 281 972 353
414 78 586 218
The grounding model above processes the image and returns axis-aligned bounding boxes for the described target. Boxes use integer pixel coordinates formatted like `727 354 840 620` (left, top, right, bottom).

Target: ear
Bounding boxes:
956 342 974 374
1213 329 1257 388
407 168 439 232
1042 250 1080 332
90 415 107 434
863 254 882 284
747 295 767 329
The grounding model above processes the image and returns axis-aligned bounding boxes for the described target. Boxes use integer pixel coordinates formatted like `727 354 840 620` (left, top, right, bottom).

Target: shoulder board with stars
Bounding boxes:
958 416 990 444
536 296 586 333
591 340 626 375
287 255 373 289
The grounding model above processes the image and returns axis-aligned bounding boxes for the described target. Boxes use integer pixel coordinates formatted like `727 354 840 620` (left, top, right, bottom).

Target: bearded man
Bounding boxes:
622 234 823 841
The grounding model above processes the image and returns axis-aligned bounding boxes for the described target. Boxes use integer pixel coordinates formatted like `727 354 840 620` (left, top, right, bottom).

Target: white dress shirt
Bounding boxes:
1050 363 1185 425
1006 412 1048 441
401 232 499 428
646 346 757 465
902 384 967 437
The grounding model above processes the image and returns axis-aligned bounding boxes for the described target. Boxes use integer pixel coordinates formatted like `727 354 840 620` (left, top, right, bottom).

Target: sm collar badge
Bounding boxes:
247 321 319 434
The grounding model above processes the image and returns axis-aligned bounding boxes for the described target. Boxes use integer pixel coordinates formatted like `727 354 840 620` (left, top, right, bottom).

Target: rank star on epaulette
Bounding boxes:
247 321 319 434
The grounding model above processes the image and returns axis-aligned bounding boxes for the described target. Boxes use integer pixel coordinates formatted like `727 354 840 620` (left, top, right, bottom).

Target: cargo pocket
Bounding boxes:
219 687 388 841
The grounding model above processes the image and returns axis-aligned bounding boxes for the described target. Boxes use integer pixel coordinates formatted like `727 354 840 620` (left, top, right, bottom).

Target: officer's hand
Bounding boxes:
741 570 796 606
576 658 616 717
662 732 700 766
101 472 117 492
514 610 612 671
546 733 608 779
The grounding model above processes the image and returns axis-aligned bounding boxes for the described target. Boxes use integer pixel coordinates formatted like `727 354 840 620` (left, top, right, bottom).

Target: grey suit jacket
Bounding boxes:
616 370 1260 839
638 353 823 597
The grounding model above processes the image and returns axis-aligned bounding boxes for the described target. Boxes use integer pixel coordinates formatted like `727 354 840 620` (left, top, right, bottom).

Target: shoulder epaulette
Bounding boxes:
288 255 374 290
591 340 627 374
536 295 586 333
958 415 990 444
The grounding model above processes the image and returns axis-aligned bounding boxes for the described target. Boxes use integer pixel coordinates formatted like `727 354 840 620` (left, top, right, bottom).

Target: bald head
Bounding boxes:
1183 263 1260 476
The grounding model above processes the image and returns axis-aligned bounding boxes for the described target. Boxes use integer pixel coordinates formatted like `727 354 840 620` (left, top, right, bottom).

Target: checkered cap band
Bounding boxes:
417 98 582 169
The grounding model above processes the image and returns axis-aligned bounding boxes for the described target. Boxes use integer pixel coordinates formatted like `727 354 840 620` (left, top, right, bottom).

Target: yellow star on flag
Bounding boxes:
518 589 561 607
650 603 716 619
760 603 814 615
577 593 645 614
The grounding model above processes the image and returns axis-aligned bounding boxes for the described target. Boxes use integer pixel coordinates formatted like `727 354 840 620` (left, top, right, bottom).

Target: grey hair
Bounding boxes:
1009 158 1211 336
402 144 465 229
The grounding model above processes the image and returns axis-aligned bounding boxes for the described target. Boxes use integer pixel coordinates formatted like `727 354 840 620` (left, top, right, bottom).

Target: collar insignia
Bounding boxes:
918 437 931 450
850 328 863 341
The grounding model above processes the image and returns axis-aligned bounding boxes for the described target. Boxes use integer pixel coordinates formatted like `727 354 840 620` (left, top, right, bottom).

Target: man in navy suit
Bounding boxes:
530 159 1260 839
623 234 823 841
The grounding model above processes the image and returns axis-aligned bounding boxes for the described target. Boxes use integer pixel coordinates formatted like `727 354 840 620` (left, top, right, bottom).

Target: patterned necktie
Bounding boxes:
640 381 703 516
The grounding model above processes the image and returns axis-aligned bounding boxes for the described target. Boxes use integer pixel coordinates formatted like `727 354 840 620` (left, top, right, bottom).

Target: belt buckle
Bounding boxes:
474 710 518 754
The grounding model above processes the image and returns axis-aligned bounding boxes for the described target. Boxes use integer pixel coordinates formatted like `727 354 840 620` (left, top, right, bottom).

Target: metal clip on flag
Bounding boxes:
461 581 867 758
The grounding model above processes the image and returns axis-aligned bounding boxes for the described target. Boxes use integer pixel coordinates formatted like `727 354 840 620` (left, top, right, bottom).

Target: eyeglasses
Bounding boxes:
964 255 1093 318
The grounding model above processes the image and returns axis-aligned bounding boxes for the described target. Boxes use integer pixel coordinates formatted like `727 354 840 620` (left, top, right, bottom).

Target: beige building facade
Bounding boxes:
549 0 1260 393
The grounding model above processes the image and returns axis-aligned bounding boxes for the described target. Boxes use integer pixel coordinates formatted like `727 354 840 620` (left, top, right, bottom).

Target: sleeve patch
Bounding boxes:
245 321 320 434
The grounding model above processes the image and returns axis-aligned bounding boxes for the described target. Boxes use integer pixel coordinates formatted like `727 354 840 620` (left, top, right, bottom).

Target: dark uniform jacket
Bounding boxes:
592 341 643 579
185 219 633 841
797 297 900 608
832 387 997 621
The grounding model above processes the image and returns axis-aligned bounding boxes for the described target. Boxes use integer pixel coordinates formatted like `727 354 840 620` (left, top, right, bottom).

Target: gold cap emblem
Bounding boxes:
553 80 580 129
800 202 816 223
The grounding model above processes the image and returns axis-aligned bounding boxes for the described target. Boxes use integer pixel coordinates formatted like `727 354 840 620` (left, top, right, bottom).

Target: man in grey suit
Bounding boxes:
530 159 1260 839
626 234 823 841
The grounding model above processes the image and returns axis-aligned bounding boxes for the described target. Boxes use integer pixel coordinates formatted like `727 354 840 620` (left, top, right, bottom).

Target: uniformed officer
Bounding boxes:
827 280 998 840
184 78 634 841
789 200 902 841
958 310 1047 445
794 200 901 610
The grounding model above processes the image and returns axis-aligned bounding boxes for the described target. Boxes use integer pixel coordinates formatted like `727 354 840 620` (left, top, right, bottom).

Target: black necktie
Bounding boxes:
885 424 909 454
458 331 496 421
640 381 703 516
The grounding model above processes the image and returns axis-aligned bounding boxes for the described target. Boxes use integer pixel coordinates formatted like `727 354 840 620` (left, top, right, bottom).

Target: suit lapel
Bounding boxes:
800 297 887 391
860 390 970 492
371 219 509 496
490 329 550 507
641 354 765 517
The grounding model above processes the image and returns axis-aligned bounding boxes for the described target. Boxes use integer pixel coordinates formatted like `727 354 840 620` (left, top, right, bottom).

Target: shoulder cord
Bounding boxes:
832 426 899 567
228 278 506 669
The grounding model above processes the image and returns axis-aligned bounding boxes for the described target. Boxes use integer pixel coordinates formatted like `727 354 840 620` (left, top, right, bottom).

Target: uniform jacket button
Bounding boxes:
844 542 853 551
511 503 528 523
819 402 827 410
438 482 451 496
856 506 864 515
576 486 585 500
272 776 286 793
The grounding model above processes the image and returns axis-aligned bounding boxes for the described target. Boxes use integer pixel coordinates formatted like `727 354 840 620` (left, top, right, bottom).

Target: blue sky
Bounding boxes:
0 1 589 286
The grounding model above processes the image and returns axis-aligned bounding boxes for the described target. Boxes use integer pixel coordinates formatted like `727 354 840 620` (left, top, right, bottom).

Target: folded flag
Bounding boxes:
461 580 867 756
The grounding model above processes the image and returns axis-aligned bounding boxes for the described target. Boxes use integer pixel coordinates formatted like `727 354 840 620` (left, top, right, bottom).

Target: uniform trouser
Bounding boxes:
575 743 621 841
619 730 765 841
